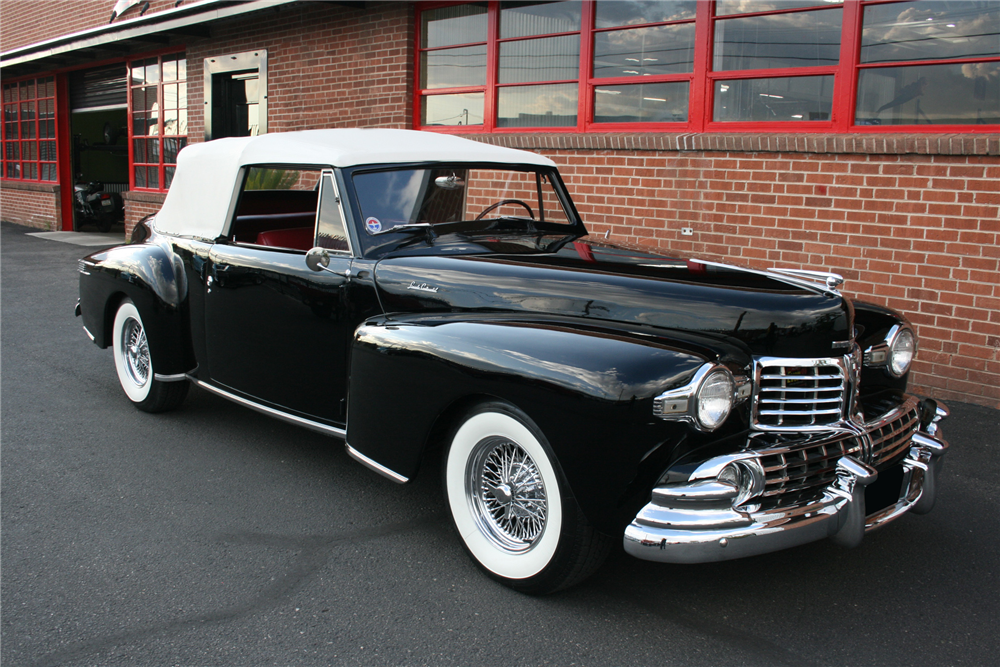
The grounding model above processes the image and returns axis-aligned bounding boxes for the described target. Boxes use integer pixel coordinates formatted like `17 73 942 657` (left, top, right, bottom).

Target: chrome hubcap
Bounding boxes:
121 317 150 387
467 436 547 553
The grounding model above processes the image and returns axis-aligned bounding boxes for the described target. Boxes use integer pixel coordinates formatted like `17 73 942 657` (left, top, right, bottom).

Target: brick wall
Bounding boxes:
1 0 180 52
0 182 60 230
471 134 999 408
181 2 412 141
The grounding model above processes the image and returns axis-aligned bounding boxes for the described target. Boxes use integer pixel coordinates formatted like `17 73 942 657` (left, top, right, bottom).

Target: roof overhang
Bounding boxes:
0 0 348 77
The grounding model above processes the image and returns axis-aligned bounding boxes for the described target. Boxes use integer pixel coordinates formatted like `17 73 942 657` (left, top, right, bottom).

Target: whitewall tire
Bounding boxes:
111 299 188 413
444 403 611 594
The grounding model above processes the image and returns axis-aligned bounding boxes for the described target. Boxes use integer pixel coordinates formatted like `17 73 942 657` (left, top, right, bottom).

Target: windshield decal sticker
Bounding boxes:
365 217 382 234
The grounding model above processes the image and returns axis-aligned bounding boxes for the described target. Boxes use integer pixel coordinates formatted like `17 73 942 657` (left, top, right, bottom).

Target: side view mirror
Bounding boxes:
305 247 331 272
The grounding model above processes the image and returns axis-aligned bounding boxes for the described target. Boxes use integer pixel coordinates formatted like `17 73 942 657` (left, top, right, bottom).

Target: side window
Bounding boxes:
316 174 350 252
229 166 319 250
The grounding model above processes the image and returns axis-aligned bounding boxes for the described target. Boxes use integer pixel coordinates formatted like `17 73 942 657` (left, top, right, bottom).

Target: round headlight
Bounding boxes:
890 327 915 376
696 369 734 430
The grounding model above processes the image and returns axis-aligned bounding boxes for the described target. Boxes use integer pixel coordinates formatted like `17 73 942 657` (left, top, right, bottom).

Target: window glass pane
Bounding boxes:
23 142 36 160
317 175 349 252
856 62 1000 125
165 166 176 189
42 163 56 181
41 77 55 97
595 81 689 122
134 137 147 163
132 113 148 137
24 162 37 180
135 165 146 188
422 3 487 48
714 75 834 121
40 141 56 161
164 137 187 163
594 23 695 78
861 1 1000 64
595 0 696 27
3 85 14 104
500 1 582 39
20 80 34 100
7 162 20 178
163 58 178 82
498 83 578 126
716 1 843 16
164 108 178 133
500 35 580 83
714 9 842 70
145 59 160 85
422 93 486 126
6 142 19 159
147 166 159 189
421 45 488 88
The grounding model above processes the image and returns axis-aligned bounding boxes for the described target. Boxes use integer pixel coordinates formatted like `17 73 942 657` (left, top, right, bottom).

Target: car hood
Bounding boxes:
373 240 852 358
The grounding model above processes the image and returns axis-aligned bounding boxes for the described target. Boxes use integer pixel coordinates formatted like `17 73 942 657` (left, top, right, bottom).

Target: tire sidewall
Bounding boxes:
112 299 152 404
445 404 564 582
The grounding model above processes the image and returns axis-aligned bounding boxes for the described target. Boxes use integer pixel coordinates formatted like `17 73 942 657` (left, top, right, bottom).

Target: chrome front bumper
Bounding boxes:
623 418 949 564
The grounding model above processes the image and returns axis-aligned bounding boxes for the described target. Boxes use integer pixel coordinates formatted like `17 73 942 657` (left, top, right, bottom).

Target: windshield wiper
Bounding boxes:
369 222 437 238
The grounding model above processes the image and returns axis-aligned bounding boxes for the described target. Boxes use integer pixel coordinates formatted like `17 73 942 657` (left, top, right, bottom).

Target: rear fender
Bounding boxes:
78 235 194 375
346 315 751 532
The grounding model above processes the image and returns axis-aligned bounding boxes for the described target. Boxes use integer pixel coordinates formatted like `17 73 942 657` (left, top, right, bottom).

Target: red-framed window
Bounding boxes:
128 52 187 191
414 0 1000 133
1 76 58 181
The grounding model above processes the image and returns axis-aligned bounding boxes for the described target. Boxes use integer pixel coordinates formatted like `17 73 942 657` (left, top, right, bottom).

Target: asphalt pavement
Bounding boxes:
2 221 998 667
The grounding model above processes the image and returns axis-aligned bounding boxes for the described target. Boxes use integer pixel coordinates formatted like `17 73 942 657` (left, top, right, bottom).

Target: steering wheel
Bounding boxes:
474 199 535 221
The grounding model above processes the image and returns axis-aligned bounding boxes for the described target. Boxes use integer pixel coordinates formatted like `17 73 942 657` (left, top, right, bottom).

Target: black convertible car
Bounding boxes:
77 129 949 593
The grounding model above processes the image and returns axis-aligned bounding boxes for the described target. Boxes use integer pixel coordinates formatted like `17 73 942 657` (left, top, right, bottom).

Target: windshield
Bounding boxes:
350 165 578 254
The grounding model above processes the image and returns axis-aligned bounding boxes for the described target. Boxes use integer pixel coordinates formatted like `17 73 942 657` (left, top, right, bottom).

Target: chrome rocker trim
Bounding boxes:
623 420 948 564
191 378 346 439
345 444 409 484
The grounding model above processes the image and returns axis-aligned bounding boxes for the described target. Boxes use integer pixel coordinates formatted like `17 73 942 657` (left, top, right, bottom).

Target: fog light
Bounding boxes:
718 459 765 506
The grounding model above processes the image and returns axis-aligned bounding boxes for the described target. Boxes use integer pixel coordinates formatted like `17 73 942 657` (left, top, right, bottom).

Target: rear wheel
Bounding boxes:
444 403 611 594
112 299 188 413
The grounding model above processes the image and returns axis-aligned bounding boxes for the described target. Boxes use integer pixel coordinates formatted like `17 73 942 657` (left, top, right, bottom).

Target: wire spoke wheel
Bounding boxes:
121 317 150 388
445 404 612 593
469 436 547 553
111 298 188 412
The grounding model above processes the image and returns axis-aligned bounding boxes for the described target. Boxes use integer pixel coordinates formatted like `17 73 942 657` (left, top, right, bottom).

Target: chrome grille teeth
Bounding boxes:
754 404 920 505
754 361 847 429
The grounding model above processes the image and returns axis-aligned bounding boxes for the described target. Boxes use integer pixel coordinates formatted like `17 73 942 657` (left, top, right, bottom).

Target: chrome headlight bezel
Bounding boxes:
863 323 917 378
653 363 745 432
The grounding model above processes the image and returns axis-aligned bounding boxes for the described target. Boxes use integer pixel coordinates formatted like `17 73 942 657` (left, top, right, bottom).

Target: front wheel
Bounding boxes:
112 299 188 413
444 403 611 594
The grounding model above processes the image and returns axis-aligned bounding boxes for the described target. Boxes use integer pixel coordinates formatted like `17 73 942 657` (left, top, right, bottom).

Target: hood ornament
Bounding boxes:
768 268 844 293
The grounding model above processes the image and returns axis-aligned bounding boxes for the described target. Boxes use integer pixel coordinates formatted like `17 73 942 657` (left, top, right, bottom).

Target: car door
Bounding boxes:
204 167 354 425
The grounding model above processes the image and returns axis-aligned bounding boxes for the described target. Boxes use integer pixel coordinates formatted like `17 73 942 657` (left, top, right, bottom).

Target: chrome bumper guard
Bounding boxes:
624 413 949 564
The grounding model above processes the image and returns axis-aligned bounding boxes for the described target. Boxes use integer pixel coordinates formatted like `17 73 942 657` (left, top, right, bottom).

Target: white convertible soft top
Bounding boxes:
153 129 556 239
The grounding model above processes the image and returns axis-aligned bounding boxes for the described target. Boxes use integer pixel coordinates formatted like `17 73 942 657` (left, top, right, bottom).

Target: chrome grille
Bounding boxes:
753 358 847 429
870 404 920 466
757 436 863 501
750 398 920 505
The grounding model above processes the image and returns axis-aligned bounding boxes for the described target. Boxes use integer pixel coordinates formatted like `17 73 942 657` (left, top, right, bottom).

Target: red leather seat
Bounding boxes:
256 226 314 250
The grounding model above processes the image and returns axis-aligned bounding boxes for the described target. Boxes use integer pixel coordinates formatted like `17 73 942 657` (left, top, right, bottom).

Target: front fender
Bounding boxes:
78 234 194 375
346 315 752 533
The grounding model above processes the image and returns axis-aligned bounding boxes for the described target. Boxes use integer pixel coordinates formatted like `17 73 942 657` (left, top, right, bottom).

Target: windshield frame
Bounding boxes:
340 161 587 258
